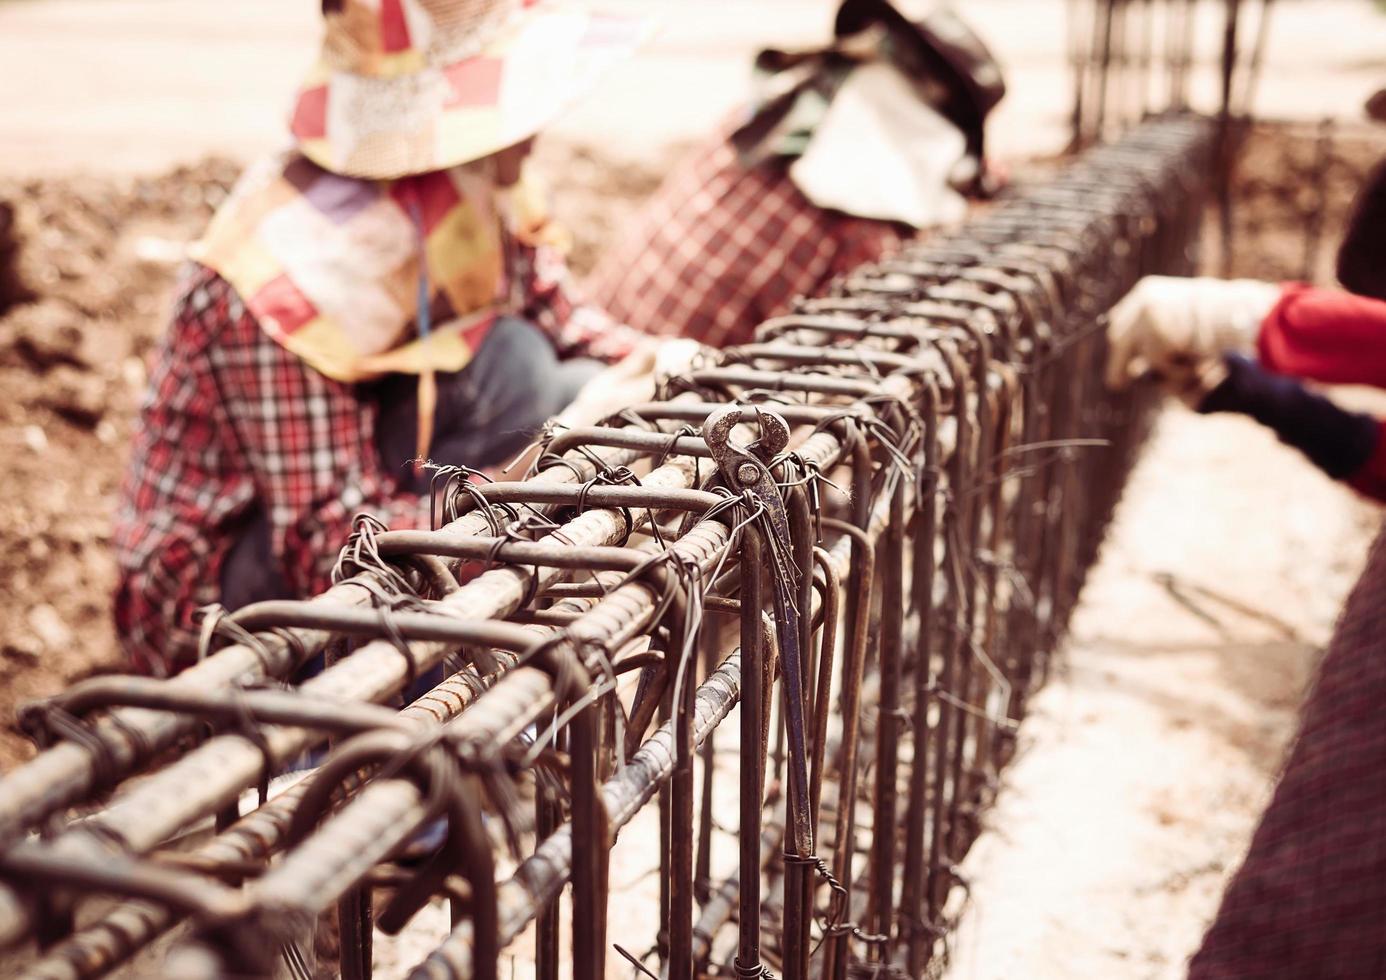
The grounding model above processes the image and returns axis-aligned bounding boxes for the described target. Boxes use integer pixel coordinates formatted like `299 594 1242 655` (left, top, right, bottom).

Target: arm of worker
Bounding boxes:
1256 284 1386 387
1108 275 1386 392
1104 275 1282 393
208 307 436 599
514 237 717 423
1197 353 1386 502
520 239 651 363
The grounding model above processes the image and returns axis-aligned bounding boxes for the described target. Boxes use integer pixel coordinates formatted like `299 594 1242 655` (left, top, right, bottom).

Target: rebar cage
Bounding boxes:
0 114 1210 980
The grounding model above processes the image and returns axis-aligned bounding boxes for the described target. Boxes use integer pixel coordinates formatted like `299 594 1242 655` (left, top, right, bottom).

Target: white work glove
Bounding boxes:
1105 276 1281 404
653 337 707 385
555 338 710 428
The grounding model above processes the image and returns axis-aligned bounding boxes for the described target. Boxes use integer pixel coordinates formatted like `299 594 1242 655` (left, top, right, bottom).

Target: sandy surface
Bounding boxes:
948 409 1379 980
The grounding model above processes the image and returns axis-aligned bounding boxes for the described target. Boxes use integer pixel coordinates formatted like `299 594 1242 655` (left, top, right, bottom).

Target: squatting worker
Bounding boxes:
112 0 675 676
585 0 1006 348
1106 162 1386 974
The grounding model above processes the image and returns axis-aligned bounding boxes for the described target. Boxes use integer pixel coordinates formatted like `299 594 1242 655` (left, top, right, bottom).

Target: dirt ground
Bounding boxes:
1224 120 1386 283
948 406 1380 980
0 160 238 764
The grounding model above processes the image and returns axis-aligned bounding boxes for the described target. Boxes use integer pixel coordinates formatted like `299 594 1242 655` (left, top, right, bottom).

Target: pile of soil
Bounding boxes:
0 145 669 769
0 161 239 766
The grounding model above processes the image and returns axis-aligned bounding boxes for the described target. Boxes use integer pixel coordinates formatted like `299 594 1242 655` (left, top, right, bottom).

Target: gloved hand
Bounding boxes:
1105 275 1282 404
653 337 707 384
555 338 710 428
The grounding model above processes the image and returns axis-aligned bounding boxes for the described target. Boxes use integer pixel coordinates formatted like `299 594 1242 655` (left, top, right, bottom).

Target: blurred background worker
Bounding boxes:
585 0 1006 348
111 0 676 677
1106 164 1386 503
1106 163 1386 976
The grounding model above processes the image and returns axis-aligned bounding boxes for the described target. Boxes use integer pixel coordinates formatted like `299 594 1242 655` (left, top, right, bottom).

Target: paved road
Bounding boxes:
2 0 1382 177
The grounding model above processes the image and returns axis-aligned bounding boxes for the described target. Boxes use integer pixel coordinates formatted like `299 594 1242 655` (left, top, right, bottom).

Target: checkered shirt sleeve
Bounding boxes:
113 265 433 674
583 133 910 348
520 239 646 363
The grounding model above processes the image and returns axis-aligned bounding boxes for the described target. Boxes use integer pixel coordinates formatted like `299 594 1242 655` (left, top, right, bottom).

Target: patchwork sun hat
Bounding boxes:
291 0 650 179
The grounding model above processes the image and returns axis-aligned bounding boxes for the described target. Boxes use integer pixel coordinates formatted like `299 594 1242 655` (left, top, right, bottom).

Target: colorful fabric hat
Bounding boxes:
291 0 650 179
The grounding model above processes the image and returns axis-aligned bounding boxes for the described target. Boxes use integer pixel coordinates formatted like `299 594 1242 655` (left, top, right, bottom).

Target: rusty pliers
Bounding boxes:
701 405 814 859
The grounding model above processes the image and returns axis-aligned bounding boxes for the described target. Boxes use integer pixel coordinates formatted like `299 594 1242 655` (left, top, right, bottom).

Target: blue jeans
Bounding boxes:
220 317 602 610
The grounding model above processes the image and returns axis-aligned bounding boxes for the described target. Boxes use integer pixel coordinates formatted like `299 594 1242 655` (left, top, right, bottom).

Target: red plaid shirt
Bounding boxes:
1190 525 1386 977
114 257 637 676
584 133 910 348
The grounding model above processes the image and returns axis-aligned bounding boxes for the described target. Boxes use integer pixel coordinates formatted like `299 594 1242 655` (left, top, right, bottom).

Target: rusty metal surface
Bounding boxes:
0 115 1210 980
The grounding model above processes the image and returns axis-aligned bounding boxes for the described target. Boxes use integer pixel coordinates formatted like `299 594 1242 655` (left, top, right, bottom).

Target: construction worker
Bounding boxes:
112 0 674 676
1106 274 1386 501
1106 156 1386 503
585 0 1006 348
1105 164 1386 975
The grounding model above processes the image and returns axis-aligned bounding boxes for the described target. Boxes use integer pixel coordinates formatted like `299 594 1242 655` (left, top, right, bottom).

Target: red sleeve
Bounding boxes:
1257 283 1386 388
208 306 434 598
